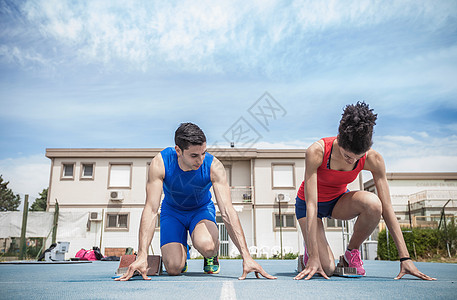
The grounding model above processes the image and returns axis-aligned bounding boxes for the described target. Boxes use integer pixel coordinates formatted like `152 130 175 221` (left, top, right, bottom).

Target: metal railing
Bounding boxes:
230 186 253 203
378 215 456 230
211 186 253 203
409 190 457 202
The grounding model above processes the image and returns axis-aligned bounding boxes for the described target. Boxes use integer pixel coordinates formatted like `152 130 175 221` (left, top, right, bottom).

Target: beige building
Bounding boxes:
364 172 457 225
45 147 364 259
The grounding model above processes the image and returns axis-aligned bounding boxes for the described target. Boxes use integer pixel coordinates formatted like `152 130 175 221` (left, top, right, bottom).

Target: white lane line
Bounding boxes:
220 281 236 300
0 280 236 284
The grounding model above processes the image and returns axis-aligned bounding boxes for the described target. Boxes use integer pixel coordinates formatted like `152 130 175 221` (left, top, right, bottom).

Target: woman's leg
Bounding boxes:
331 191 382 250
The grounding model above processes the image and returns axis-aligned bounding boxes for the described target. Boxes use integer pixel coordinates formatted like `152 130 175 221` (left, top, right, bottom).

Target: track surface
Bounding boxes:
0 259 455 299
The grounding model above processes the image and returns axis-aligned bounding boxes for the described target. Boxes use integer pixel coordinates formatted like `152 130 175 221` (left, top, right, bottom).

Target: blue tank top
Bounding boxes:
160 147 214 211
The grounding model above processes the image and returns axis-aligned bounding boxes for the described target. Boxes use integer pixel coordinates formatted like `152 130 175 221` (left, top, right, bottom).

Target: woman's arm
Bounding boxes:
365 149 436 280
295 141 329 280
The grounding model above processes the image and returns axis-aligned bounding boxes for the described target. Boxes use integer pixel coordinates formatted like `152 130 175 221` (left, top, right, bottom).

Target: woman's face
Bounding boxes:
339 146 365 165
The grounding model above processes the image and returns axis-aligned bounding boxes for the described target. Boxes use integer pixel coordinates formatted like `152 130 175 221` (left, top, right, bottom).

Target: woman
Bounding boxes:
294 102 435 280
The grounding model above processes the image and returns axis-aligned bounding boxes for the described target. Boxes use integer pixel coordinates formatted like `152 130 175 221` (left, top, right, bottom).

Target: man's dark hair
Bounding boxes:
174 122 207 150
338 102 377 154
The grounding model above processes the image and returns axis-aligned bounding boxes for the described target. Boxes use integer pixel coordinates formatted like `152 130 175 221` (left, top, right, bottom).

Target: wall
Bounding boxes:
49 157 150 207
368 177 457 219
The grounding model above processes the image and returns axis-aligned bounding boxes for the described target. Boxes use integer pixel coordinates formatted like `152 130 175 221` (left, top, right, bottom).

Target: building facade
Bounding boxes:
364 172 457 227
45 147 364 259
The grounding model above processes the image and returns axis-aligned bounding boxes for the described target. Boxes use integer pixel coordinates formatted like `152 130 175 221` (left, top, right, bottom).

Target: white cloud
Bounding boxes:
0 45 48 67
386 155 457 173
378 135 420 145
413 131 429 139
293 0 454 30
373 134 457 172
444 123 457 132
10 0 455 75
254 140 312 149
18 0 240 72
374 134 457 159
0 155 50 201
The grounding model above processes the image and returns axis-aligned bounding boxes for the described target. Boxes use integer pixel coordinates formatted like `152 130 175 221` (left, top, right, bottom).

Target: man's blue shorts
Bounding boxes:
295 190 348 219
160 201 217 248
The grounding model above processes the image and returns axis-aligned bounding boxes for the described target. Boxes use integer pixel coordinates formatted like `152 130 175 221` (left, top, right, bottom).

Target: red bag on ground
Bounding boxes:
75 249 98 261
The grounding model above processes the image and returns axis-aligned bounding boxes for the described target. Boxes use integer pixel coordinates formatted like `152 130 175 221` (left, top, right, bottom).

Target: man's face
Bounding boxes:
176 143 207 171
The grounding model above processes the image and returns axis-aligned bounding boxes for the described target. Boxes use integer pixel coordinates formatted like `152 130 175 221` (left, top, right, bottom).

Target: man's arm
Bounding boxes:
210 157 276 280
116 153 165 281
295 141 329 280
365 149 436 280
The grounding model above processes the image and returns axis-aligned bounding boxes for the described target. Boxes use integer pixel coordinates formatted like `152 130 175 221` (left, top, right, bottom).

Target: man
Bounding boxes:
294 102 436 280
117 122 275 280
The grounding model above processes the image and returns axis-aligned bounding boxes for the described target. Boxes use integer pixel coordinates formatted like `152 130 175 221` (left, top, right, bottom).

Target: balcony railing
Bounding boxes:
211 186 253 203
230 186 253 203
379 215 455 230
408 190 457 202
408 190 457 210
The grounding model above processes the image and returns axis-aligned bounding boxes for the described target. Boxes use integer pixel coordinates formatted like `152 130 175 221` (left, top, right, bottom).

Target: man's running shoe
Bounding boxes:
203 255 220 274
344 249 365 276
181 261 188 273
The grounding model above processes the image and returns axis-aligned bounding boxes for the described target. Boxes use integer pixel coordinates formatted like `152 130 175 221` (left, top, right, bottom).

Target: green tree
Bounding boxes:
0 174 21 211
30 188 48 211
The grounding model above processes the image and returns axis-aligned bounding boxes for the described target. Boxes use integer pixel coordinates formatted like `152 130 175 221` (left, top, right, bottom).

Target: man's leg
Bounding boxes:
189 204 220 273
159 208 188 276
191 219 219 258
161 243 187 276
298 217 336 275
331 191 382 249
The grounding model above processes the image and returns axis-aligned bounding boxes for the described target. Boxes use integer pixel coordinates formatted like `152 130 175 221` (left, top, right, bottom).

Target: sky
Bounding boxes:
1 0 457 205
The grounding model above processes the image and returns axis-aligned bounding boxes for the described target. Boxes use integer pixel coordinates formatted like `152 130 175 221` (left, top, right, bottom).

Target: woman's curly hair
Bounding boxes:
338 102 377 154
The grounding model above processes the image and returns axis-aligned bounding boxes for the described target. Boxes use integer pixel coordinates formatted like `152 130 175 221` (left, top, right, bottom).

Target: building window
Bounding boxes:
80 163 95 180
106 213 129 231
109 164 132 188
274 214 296 229
272 163 295 189
61 163 75 180
326 218 343 228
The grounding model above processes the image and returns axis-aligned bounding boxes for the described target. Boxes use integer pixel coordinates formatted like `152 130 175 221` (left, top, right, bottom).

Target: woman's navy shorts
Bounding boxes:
295 190 348 219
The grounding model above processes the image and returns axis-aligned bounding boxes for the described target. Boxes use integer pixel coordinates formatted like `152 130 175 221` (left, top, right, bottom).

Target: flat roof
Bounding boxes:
45 148 307 159
364 172 457 188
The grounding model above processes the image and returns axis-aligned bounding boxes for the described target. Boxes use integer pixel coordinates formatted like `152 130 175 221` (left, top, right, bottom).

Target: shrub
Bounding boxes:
283 252 298 260
270 252 298 259
377 224 455 260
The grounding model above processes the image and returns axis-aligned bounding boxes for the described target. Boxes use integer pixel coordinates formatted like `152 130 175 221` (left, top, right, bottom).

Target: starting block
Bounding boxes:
297 254 362 278
116 255 163 276
297 255 305 273
333 255 362 278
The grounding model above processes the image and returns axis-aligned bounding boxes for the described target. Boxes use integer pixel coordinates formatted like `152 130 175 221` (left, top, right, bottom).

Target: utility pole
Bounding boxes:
19 195 29 260
52 199 59 244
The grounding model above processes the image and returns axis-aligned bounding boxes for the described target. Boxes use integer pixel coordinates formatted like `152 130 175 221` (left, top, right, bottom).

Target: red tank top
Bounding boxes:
297 137 366 202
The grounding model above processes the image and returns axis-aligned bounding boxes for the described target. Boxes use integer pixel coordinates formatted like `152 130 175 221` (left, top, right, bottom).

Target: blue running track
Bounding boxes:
0 259 455 299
